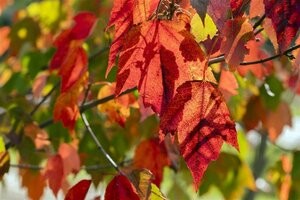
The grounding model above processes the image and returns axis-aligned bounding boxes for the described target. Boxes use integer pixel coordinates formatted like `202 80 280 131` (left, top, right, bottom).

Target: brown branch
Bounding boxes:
208 44 300 66
240 44 300 65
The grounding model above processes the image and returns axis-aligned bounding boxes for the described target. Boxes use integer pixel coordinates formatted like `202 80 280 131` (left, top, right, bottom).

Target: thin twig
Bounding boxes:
253 14 266 30
208 44 300 66
30 82 60 116
240 44 300 65
39 87 137 128
80 85 125 175
10 160 132 171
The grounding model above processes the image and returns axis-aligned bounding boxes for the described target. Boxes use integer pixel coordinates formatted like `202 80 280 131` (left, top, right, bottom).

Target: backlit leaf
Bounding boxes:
220 17 254 70
65 179 92 200
105 175 139 200
0 136 9 180
115 19 208 114
58 143 81 176
263 0 300 51
20 169 46 200
160 81 239 189
133 138 170 186
44 155 64 197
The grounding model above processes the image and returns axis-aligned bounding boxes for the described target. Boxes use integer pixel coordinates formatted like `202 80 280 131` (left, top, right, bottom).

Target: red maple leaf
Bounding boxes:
106 0 159 75
105 175 139 200
160 81 239 189
115 18 206 114
264 0 300 51
133 138 170 186
43 155 64 197
50 12 97 130
220 17 254 70
65 180 92 200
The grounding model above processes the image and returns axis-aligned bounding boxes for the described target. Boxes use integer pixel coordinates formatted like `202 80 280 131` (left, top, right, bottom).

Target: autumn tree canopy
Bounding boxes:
0 0 300 199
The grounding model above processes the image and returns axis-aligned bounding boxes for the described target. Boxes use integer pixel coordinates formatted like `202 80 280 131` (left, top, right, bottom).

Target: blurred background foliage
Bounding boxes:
0 0 300 200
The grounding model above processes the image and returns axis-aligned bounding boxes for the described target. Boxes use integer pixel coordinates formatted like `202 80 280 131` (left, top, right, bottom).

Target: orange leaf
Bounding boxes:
218 69 238 101
115 19 206 114
97 82 136 126
0 26 10 56
266 102 292 142
160 81 239 189
24 123 50 150
104 175 139 200
44 155 64 197
237 38 274 79
65 179 92 200
220 17 254 70
20 169 46 200
133 138 170 186
58 143 81 176
53 72 88 130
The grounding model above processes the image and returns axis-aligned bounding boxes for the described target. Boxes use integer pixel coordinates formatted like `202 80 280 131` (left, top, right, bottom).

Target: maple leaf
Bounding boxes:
133 138 170 186
249 0 264 18
44 155 64 197
24 123 50 150
105 175 139 200
190 0 209 22
242 96 266 131
97 82 136 126
65 180 92 200
230 0 250 18
128 169 154 200
0 26 10 56
50 12 97 130
160 81 239 189
106 0 159 75
53 73 88 130
220 17 254 70
115 19 206 114
266 102 292 142
58 143 81 176
218 69 238 101
264 0 300 51
237 38 273 79
207 0 231 31
20 169 46 200
0 137 9 180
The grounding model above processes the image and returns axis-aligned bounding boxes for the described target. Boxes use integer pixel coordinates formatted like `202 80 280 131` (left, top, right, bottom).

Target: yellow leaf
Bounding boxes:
191 13 217 42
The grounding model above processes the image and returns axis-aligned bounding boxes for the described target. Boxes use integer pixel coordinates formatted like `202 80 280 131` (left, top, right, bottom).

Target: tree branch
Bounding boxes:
38 87 137 128
240 44 300 65
29 82 60 116
80 85 125 175
253 14 266 30
208 44 300 66
10 160 131 171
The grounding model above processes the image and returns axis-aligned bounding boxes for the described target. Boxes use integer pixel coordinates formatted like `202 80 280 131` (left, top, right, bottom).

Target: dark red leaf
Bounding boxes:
65 180 92 200
105 175 139 200
264 0 300 51
160 81 239 189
